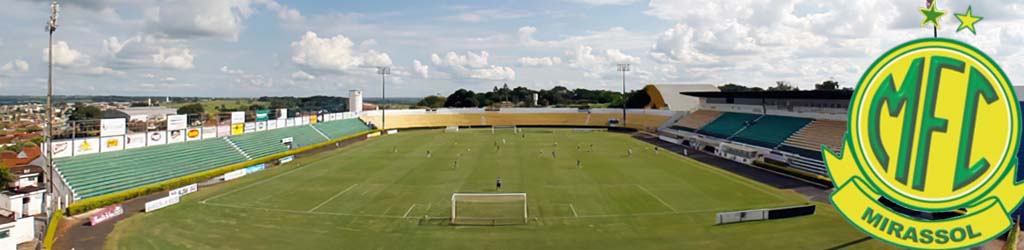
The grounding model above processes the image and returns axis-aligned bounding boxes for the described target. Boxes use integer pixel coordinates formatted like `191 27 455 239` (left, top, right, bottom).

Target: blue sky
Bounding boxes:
0 0 1021 98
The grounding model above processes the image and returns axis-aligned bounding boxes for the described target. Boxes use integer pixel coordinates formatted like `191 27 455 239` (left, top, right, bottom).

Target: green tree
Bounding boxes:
768 81 798 91
416 95 447 108
69 103 103 121
176 103 205 115
444 89 480 107
718 83 764 92
0 165 11 190
814 80 840 91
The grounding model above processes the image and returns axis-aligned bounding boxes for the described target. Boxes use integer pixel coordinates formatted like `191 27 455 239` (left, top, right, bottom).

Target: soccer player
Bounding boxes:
576 145 580 151
502 138 506 145
628 148 633 157
552 150 557 159
576 159 581 169
393 146 398 153
426 150 432 158
496 177 502 190
453 160 458 169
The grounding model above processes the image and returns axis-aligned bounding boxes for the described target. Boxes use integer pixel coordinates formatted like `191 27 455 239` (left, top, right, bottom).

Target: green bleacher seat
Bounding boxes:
54 119 371 200
696 112 759 138
313 118 371 139
732 115 812 148
55 138 247 199
228 125 329 159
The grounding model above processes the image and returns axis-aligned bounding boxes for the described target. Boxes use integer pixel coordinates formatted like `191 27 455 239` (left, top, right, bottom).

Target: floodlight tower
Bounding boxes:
44 0 60 246
617 63 630 126
377 66 390 129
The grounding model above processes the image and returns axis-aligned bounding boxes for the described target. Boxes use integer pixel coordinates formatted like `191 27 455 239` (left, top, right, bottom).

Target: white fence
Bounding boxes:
359 108 676 117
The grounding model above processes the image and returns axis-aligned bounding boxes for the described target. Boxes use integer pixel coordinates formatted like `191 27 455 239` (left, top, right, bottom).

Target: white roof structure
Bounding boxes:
116 107 178 117
643 84 719 111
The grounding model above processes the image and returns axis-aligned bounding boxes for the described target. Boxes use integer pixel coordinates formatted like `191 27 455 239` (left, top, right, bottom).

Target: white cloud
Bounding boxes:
447 9 532 22
518 56 562 67
220 66 245 75
43 41 89 67
568 0 641 6
362 50 393 67
104 35 196 70
290 31 392 72
146 0 255 40
565 45 640 79
291 70 316 81
430 51 515 81
151 47 195 70
413 60 429 78
1 59 29 74
650 23 718 64
258 0 305 23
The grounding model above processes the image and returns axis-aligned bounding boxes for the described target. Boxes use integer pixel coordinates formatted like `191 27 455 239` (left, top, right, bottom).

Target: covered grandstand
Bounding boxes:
54 118 371 200
657 90 852 180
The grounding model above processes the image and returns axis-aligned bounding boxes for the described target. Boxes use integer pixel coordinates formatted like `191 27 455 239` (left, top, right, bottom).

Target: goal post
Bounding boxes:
491 125 518 134
451 193 527 225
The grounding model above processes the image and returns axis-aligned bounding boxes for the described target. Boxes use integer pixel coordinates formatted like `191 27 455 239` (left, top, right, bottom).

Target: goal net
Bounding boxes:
451 193 527 225
445 126 460 133
491 125 518 134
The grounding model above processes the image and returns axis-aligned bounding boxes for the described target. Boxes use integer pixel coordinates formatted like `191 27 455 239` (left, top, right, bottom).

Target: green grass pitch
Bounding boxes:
106 128 886 249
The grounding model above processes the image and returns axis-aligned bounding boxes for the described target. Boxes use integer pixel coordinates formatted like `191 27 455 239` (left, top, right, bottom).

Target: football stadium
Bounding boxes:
38 86 908 250
5 1 1024 250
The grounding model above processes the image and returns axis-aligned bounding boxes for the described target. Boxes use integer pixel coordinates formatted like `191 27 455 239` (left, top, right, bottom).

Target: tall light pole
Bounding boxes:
44 0 59 246
617 63 629 127
377 66 390 129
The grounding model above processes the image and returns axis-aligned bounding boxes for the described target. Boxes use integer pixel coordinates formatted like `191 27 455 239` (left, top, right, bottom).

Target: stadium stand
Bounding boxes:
731 115 812 148
55 138 247 199
696 112 759 139
228 125 330 159
671 110 721 132
54 118 371 200
312 118 372 139
780 120 846 159
361 110 673 131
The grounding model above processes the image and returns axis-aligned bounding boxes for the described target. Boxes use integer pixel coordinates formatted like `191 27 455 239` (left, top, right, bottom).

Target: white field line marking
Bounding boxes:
202 200 798 221
569 203 579 218
635 184 677 212
403 204 417 218
308 184 358 212
202 164 308 204
203 201 406 219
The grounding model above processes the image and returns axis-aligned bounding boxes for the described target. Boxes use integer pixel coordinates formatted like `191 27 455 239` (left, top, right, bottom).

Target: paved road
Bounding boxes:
632 133 832 204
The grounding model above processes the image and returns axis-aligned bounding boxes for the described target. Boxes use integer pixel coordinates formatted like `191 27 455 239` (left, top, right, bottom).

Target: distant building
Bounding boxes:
0 147 40 168
0 208 35 250
104 107 178 120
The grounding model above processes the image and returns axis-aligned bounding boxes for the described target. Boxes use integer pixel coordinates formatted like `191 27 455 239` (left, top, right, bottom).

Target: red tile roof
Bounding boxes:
0 146 40 167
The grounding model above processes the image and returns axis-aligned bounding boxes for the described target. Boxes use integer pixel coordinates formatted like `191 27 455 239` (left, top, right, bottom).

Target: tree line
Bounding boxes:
718 80 850 92
419 84 651 109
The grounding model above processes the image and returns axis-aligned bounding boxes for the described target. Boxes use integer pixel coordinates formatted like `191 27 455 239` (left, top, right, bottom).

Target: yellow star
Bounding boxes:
955 6 983 35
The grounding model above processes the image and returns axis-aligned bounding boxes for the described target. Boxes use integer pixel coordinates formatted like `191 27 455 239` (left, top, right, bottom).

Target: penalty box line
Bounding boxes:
308 184 359 212
201 150 358 204
201 163 310 204
201 201 408 219
634 184 677 212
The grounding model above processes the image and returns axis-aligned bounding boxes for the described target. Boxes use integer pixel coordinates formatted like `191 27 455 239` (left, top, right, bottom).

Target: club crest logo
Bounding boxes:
825 38 1024 249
